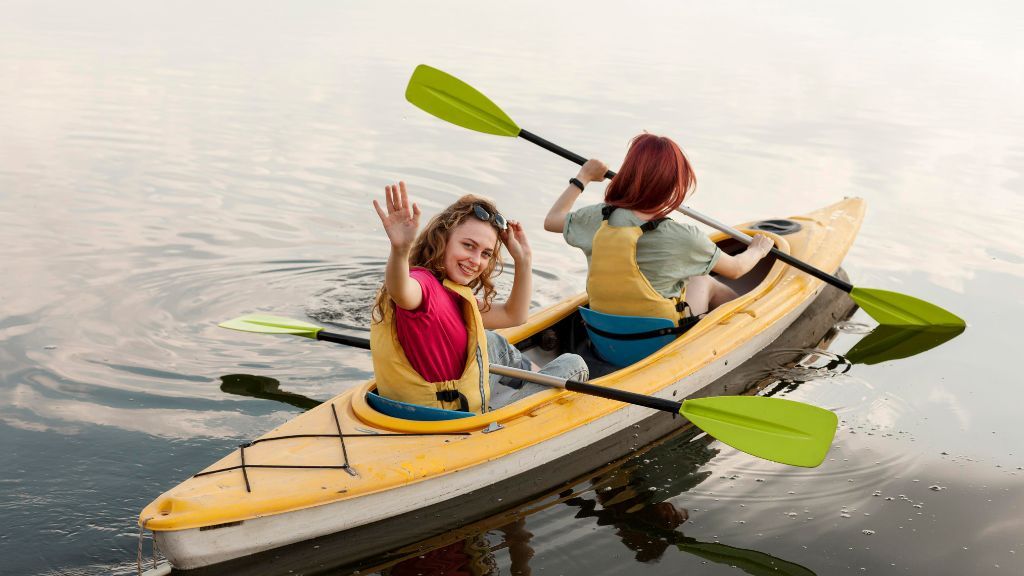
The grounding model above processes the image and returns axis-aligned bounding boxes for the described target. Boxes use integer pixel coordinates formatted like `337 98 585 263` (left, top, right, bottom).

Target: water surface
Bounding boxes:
2 1 1022 574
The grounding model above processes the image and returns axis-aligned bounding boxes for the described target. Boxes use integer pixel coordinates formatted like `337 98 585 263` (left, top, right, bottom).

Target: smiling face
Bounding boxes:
443 219 499 285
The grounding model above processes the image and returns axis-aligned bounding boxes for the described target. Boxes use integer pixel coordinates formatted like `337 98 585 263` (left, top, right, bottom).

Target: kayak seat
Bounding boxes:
578 306 690 368
365 390 475 421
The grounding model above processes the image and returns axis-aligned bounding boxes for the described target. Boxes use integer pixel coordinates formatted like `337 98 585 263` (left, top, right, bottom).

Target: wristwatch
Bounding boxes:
569 177 585 192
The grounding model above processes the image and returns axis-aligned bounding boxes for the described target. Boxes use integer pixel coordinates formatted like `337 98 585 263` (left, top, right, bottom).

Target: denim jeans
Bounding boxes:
486 330 589 410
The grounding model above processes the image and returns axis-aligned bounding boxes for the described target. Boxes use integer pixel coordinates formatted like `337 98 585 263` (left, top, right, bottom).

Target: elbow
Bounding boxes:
714 264 743 280
543 213 564 233
506 308 530 327
507 311 530 327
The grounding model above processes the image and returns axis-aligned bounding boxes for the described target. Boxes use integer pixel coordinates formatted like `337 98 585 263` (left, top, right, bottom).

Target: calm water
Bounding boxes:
2 1 1023 574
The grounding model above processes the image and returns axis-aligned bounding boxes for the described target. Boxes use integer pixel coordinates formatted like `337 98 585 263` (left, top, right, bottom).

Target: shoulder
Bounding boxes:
409 267 444 296
564 203 607 247
397 269 446 317
409 267 440 283
656 219 708 242
567 203 607 225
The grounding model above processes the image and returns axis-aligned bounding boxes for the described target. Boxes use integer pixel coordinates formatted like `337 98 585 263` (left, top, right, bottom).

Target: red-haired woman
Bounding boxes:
543 133 773 323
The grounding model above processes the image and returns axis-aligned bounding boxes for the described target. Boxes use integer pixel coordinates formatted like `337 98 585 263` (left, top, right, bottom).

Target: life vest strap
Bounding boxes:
601 205 669 232
435 389 471 412
581 314 702 341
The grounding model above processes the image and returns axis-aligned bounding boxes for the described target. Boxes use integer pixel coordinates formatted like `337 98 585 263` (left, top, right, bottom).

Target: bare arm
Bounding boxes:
710 234 774 279
372 182 424 310
544 159 608 233
481 221 532 328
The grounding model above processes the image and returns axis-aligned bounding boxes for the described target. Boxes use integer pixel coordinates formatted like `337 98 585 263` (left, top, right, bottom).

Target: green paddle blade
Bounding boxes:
218 314 323 339
405 64 520 137
845 323 964 365
680 396 837 468
851 286 965 328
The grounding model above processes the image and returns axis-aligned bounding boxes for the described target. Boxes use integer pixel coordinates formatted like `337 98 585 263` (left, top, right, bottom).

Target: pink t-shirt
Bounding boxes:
394 268 470 383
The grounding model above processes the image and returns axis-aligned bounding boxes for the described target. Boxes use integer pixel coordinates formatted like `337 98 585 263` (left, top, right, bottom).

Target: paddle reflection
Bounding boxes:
218 374 322 411
844 324 965 365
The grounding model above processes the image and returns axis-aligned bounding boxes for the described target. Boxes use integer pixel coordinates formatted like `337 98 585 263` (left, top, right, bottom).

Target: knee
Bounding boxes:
555 353 589 382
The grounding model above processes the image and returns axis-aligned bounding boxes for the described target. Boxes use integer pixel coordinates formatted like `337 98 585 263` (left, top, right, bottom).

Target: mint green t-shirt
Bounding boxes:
563 203 721 299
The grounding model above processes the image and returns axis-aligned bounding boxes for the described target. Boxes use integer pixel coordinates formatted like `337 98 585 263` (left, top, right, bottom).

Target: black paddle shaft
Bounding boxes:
316 330 682 413
516 128 855 293
563 379 682 414
317 331 371 350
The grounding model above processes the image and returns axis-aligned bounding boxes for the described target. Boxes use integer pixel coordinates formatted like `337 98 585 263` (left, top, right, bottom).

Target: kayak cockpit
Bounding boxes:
353 225 795 429
514 226 792 380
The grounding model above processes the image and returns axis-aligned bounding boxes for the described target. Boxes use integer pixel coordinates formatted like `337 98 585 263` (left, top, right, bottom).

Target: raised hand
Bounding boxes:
501 220 532 265
372 181 421 252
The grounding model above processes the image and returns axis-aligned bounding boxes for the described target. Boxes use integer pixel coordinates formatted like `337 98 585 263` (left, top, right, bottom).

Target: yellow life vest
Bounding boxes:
586 205 691 323
370 277 490 413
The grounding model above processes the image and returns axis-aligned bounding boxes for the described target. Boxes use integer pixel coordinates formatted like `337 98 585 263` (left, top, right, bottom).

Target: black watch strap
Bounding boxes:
569 177 585 192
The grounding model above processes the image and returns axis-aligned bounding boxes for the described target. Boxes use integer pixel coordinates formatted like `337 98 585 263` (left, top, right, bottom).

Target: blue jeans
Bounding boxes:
486 330 589 410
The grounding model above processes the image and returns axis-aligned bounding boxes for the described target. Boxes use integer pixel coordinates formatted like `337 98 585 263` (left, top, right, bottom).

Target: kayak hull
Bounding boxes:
142 198 865 571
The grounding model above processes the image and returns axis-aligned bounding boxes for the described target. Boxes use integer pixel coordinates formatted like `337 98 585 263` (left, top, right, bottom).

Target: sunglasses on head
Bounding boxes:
472 204 507 231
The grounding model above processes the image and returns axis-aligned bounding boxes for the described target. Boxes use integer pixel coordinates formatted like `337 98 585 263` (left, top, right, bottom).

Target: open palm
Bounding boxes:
372 182 421 251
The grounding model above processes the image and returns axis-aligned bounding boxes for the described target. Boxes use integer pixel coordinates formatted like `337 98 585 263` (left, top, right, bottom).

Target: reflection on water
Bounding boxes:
219 374 322 411
368 430 817 576
843 324 966 365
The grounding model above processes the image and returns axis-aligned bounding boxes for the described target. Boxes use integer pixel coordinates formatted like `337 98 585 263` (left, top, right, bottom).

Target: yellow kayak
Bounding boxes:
140 197 865 570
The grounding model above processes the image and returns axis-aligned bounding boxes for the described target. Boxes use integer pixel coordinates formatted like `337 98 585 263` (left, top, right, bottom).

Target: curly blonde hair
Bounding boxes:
372 195 505 323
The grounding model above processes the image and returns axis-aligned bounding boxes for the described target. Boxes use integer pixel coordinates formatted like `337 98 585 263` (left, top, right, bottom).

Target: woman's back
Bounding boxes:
563 203 720 298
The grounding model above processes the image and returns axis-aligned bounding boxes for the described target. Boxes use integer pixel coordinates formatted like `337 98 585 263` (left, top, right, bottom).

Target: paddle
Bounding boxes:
404 64 965 328
220 314 838 467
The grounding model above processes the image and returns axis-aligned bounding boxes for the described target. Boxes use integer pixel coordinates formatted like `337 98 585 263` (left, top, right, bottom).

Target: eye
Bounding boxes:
482 250 493 259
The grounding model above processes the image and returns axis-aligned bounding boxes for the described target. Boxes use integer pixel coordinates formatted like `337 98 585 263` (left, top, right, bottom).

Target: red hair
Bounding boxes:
604 133 696 218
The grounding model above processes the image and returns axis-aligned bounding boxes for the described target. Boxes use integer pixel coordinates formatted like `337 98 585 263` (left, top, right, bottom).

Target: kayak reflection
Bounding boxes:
377 430 814 576
381 519 532 576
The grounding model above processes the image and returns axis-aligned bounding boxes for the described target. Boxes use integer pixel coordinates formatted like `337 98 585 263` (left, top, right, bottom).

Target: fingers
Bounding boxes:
752 234 773 254
398 181 409 215
372 199 388 222
385 184 397 213
383 181 411 216
507 220 529 245
501 220 519 239
582 159 608 181
499 222 518 245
